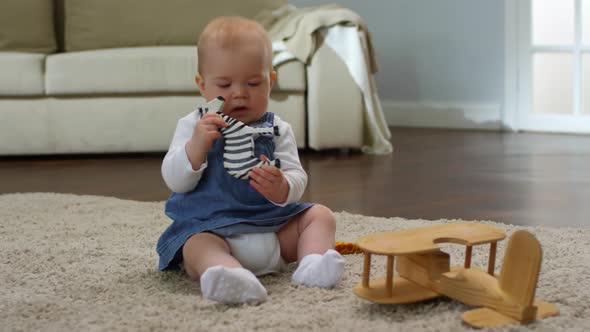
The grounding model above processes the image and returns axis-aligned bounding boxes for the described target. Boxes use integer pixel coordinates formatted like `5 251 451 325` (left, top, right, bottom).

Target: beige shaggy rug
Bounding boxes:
1 193 589 331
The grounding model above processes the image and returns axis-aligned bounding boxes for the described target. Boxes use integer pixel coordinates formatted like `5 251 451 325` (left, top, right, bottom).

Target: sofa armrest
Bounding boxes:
306 38 364 150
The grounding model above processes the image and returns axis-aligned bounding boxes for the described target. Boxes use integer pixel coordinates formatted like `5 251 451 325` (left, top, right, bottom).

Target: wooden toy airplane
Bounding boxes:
352 223 559 328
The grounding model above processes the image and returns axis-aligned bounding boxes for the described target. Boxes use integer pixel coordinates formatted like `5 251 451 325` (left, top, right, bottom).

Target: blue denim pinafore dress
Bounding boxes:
156 112 313 271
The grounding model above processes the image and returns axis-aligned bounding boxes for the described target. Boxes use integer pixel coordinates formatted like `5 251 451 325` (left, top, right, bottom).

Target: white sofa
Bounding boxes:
0 0 365 155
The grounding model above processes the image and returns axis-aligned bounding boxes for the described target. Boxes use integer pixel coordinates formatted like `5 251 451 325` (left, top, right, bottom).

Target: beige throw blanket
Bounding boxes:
258 5 392 154
257 4 379 73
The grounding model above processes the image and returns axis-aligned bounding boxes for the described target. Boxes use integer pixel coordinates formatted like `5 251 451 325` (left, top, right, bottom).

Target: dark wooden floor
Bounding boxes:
1 127 589 228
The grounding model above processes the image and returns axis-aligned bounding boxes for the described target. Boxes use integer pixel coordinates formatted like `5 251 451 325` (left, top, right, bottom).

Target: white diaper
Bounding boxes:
225 233 287 276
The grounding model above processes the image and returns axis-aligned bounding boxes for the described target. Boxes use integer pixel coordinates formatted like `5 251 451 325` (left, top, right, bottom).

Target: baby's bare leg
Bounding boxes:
277 204 336 262
182 232 267 304
182 232 241 280
277 205 344 288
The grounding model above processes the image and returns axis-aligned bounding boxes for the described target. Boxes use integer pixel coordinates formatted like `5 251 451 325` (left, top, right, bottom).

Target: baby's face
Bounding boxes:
197 39 275 125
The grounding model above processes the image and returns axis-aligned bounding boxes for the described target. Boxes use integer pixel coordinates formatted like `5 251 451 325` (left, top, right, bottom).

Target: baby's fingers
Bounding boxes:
201 113 228 128
258 155 281 172
249 170 273 188
207 130 222 139
260 163 281 176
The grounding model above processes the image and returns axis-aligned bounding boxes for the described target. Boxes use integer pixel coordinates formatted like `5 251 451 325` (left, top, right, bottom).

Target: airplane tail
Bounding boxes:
459 230 555 327
498 230 542 307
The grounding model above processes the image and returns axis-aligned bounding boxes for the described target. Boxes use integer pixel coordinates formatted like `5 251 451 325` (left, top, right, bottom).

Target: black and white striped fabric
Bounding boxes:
197 96 281 180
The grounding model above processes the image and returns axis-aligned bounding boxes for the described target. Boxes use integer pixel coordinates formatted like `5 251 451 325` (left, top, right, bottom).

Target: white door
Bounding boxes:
514 0 590 133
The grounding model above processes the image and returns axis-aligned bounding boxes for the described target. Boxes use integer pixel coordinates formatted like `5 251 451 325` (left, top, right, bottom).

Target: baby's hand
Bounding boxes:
185 113 227 170
249 155 289 204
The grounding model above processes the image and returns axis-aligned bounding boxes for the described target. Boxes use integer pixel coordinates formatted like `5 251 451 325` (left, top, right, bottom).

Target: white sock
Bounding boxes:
200 266 267 304
292 249 345 288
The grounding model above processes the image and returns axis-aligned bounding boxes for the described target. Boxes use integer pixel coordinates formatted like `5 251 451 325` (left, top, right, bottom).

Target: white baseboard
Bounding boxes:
381 100 503 130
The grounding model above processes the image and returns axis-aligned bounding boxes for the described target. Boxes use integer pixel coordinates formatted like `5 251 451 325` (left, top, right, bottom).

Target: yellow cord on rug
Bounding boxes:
334 241 363 254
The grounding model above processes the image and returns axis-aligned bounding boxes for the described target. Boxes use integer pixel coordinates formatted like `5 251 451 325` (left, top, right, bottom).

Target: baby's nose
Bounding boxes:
232 84 248 97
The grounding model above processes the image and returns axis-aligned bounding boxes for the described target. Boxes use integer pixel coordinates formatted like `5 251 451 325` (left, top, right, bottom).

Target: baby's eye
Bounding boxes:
248 82 261 87
217 83 230 88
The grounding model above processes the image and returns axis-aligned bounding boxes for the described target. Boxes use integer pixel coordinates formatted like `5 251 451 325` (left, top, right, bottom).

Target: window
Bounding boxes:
509 0 590 133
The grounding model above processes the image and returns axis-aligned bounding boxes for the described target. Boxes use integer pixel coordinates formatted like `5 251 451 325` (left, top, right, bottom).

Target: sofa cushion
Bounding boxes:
46 47 197 95
0 0 57 53
272 60 305 93
0 94 306 154
0 53 45 96
45 46 304 95
64 0 287 52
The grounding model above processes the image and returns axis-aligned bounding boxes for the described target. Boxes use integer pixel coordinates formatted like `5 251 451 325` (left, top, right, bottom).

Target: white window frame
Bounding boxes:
504 0 590 133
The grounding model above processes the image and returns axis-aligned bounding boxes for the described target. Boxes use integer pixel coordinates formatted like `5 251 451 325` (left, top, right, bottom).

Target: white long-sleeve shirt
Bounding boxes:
161 111 307 206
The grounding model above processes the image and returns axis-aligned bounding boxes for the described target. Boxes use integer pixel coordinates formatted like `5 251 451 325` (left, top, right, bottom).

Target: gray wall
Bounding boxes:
290 0 505 107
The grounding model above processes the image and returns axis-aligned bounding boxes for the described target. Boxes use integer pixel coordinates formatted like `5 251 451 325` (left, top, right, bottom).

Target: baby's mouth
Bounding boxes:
231 106 249 113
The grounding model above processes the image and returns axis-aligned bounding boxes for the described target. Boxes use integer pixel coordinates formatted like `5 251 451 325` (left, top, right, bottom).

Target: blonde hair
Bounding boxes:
197 16 273 75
